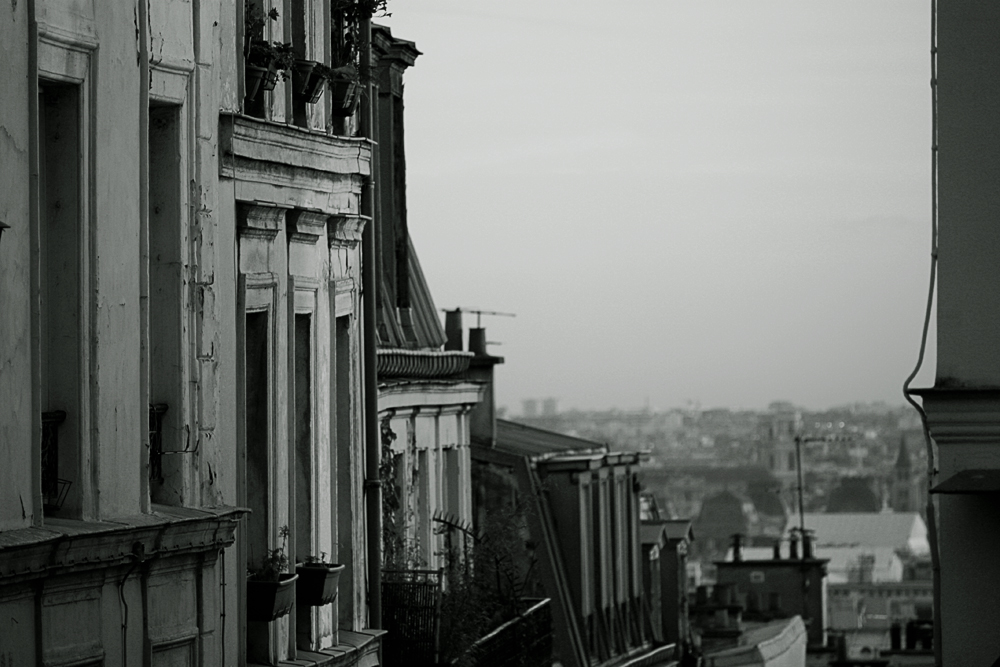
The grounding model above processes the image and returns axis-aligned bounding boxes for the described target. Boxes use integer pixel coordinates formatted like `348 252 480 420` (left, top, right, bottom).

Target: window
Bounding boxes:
245 310 271 571
148 103 186 505
293 313 313 561
39 81 85 517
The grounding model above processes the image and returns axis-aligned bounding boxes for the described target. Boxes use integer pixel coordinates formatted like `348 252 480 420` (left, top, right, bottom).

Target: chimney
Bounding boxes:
465 325 503 447
803 530 814 560
732 533 744 562
789 532 800 560
773 540 782 560
445 309 463 350
468 327 487 356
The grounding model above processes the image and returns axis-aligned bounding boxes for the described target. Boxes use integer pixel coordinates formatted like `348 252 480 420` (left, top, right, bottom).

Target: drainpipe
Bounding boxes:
360 10 382 630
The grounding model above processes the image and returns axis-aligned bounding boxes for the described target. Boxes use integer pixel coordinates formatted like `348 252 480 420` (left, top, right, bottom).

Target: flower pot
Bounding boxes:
293 60 327 104
245 63 279 102
329 75 360 117
296 563 345 606
247 573 299 622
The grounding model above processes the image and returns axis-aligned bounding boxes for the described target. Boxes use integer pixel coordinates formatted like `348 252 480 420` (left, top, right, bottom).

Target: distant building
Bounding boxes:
788 512 930 557
758 409 802 492
889 436 925 514
826 477 882 513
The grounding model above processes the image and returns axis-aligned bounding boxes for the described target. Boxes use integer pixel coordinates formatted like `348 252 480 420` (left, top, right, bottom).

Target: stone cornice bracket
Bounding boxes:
329 214 370 245
287 209 327 245
910 387 1000 445
238 203 286 241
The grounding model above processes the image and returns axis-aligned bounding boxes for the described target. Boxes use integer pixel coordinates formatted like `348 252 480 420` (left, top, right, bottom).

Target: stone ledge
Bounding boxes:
0 505 246 583
264 629 385 667
221 114 372 179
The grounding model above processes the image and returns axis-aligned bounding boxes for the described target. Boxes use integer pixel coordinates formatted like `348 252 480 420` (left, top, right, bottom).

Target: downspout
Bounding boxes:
360 9 382 630
138 0 151 515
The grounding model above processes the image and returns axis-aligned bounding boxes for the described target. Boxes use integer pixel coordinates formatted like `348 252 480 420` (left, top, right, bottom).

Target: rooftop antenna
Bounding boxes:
443 307 516 328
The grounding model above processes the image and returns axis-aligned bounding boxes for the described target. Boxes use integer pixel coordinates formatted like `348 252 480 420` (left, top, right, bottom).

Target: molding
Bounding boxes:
329 214 369 244
377 348 475 380
220 114 372 179
377 381 483 413
287 210 328 245
149 60 192 105
237 203 286 241
0 506 246 586
910 387 1000 445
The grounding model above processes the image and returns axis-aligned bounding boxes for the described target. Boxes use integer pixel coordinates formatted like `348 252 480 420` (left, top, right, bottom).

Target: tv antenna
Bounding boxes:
442 307 516 328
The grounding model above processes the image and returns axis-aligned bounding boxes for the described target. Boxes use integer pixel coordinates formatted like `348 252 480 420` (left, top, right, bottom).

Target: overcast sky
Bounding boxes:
380 1 935 414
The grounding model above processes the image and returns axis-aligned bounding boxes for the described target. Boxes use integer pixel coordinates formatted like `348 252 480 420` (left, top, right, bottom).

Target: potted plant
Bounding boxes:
244 2 296 102
325 64 361 117
326 0 388 115
292 60 329 104
247 526 299 622
296 552 346 606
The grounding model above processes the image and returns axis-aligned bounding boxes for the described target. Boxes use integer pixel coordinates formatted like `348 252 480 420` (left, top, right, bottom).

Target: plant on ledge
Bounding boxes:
244 1 296 101
326 0 389 115
247 526 299 622
296 551 346 607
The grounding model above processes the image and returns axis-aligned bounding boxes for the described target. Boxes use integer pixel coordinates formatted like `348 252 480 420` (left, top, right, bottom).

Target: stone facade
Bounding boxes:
0 1 393 664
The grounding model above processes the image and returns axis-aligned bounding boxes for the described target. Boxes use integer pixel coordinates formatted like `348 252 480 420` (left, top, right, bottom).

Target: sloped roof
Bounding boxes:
377 237 447 351
495 419 606 459
790 512 929 555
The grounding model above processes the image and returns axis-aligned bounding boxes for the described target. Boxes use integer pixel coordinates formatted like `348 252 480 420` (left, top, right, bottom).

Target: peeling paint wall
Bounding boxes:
0 0 32 532
1 0 380 663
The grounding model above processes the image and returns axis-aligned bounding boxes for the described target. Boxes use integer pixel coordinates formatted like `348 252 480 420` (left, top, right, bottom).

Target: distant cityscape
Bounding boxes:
506 398 933 658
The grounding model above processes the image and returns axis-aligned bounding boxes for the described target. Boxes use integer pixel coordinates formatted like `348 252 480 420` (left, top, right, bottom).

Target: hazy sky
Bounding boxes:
380 1 935 413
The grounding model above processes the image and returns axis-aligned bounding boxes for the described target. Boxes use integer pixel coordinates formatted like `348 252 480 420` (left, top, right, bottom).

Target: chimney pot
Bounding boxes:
469 327 487 356
445 310 463 351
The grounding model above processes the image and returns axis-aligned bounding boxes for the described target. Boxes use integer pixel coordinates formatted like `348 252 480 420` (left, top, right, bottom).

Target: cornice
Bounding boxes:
0 506 246 585
221 114 372 177
910 387 1000 444
377 348 474 380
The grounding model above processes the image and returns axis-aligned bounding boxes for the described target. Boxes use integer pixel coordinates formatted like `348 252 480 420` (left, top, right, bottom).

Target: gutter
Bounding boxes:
359 10 382 630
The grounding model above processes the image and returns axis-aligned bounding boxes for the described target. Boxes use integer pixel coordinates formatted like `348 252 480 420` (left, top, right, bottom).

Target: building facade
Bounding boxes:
911 2 1000 664
0 2 404 665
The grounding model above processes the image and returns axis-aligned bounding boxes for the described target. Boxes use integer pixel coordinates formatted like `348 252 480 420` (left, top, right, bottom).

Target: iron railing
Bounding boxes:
382 569 443 666
465 597 552 667
148 403 169 483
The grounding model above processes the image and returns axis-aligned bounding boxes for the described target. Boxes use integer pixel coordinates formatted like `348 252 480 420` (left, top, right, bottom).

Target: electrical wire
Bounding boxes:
901 1 940 663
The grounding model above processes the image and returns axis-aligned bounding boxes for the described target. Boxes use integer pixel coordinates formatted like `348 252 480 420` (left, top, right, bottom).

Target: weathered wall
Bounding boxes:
0 0 33 532
92 0 143 520
936 3 1000 386
933 3 1000 665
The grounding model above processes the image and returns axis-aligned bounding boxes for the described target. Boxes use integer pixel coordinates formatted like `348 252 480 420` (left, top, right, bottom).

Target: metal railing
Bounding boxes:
465 598 552 667
148 403 169 483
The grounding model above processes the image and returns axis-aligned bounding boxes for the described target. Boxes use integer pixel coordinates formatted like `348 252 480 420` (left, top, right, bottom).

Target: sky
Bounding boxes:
380 1 935 414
